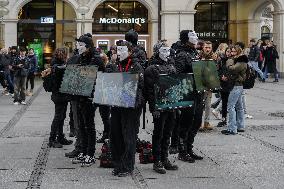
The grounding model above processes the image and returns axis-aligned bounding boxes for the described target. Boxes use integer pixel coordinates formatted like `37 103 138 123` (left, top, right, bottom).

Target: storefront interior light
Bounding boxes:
108 5 118 12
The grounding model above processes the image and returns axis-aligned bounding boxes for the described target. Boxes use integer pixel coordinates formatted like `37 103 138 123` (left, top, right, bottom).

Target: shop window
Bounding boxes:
194 2 228 41
93 1 148 34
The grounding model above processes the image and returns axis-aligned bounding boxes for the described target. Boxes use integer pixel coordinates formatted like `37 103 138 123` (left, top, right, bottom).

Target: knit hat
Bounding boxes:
125 29 138 46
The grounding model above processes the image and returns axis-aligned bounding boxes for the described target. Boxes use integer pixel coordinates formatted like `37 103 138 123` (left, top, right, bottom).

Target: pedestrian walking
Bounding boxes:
263 41 279 82
26 48 38 96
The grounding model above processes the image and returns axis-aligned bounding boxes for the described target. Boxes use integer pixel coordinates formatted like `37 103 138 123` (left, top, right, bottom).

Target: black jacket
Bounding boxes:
263 46 279 73
174 43 199 74
217 57 234 92
144 57 176 112
50 58 71 103
106 57 144 108
248 45 260 62
12 56 29 77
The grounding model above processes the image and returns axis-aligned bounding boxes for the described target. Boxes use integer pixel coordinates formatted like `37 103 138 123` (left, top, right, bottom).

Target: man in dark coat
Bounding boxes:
263 41 279 82
174 30 204 163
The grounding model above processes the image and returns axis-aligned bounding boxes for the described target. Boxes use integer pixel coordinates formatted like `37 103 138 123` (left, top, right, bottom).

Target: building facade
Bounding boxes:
1 0 284 75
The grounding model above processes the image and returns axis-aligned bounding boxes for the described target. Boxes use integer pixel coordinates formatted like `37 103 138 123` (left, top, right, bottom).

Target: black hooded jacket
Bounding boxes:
174 43 199 74
144 57 176 112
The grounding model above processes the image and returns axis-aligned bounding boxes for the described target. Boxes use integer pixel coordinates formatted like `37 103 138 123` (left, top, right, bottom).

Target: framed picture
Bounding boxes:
93 72 139 108
155 73 195 110
59 65 98 97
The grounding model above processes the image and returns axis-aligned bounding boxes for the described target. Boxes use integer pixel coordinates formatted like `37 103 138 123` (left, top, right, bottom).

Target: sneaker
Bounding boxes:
169 146 178 154
72 153 85 164
81 155 96 167
162 159 178 170
117 171 132 177
178 153 195 163
5 92 10 96
189 151 203 160
49 141 63 148
245 114 253 119
65 149 80 158
212 109 221 120
221 130 237 135
273 79 279 82
97 136 108 143
153 161 166 174
20 101 27 105
13 101 20 105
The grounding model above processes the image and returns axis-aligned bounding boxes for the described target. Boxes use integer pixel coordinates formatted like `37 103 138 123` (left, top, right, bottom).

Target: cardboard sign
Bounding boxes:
155 73 194 110
192 60 220 92
94 72 139 108
59 65 97 97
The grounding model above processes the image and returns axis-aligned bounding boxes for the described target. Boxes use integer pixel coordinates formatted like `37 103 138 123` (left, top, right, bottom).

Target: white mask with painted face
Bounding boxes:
76 41 87 55
188 31 199 45
117 46 129 61
159 47 171 62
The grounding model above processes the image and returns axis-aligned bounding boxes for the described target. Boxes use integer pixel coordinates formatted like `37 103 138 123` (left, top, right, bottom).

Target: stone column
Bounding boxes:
4 19 17 48
273 10 284 77
76 18 93 37
161 10 196 45
149 19 158 51
247 19 262 41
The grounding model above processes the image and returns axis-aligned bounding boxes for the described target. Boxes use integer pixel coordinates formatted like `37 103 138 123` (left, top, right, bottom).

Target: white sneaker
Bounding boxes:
14 102 20 105
20 101 27 105
5 92 11 96
212 109 222 120
245 114 253 119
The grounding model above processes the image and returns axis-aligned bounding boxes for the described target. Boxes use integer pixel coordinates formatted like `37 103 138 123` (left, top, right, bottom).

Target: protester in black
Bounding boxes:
70 35 104 167
26 48 38 96
174 30 204 163
107 41 144 177
48 48 73 148
145 41 178 174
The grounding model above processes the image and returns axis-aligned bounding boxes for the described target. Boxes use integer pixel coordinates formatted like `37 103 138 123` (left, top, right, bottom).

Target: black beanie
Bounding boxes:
76 35 94 48
125 29 138 46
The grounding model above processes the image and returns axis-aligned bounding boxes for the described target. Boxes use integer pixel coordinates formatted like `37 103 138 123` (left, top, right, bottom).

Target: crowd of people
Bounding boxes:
0 47 38 104
1 29 280 177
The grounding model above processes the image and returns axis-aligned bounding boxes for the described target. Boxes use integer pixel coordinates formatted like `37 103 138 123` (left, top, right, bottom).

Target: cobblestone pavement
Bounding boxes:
0 79 283 189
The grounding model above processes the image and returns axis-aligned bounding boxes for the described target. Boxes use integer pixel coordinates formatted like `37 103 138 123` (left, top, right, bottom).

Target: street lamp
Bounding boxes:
0 0 9 47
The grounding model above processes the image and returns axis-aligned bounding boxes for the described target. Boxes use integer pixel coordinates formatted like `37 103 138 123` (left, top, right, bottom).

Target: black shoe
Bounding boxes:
162 159 178 170
117 171 132 177
49 141 63 148
72 153 85 164
189 151 203 160
221 130 237 135
273 79 279 82
169 146 178 154
262 78 265 83
112 168 120 176
217 121 226 127
153 161 166 174
65 149 80 158
237 129 245 132
58 137 73 145
178 153 195 163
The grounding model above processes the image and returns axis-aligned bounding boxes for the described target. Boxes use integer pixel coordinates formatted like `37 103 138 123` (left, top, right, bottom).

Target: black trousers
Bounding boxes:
152 111 176 162
170 111 181 148
98 105 111 138
78 99 96 156
50 102 68 141
0 71 6 88
221 91 230 119
110 107 139 172
179 95 205 154
26 73 35 90
69 103 75 133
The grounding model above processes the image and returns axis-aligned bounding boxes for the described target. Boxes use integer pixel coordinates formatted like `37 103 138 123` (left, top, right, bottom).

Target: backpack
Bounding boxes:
243 64 256 89
42 74 53 92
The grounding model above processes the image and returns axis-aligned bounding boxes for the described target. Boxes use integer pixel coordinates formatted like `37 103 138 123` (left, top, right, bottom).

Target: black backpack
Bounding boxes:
42 74 53 92
243 64 256 89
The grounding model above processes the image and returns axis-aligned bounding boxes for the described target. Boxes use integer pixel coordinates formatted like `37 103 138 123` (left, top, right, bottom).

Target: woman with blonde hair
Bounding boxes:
221 45 247 135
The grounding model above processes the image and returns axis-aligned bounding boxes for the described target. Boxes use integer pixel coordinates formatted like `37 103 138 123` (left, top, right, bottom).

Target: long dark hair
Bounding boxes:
54 48 67 62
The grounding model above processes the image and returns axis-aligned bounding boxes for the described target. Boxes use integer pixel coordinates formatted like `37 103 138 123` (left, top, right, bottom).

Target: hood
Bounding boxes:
234 54 248 64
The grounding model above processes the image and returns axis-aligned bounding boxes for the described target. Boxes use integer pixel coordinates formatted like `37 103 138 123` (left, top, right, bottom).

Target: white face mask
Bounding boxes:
117 46 129 61
76 42 87 55
158 47 171 61
188 31 199 45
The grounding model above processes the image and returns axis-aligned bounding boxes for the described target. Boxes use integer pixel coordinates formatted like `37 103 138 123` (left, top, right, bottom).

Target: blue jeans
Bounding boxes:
248 61 264 79
264 65 279 80
5 72 14 94
227 86 245 133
